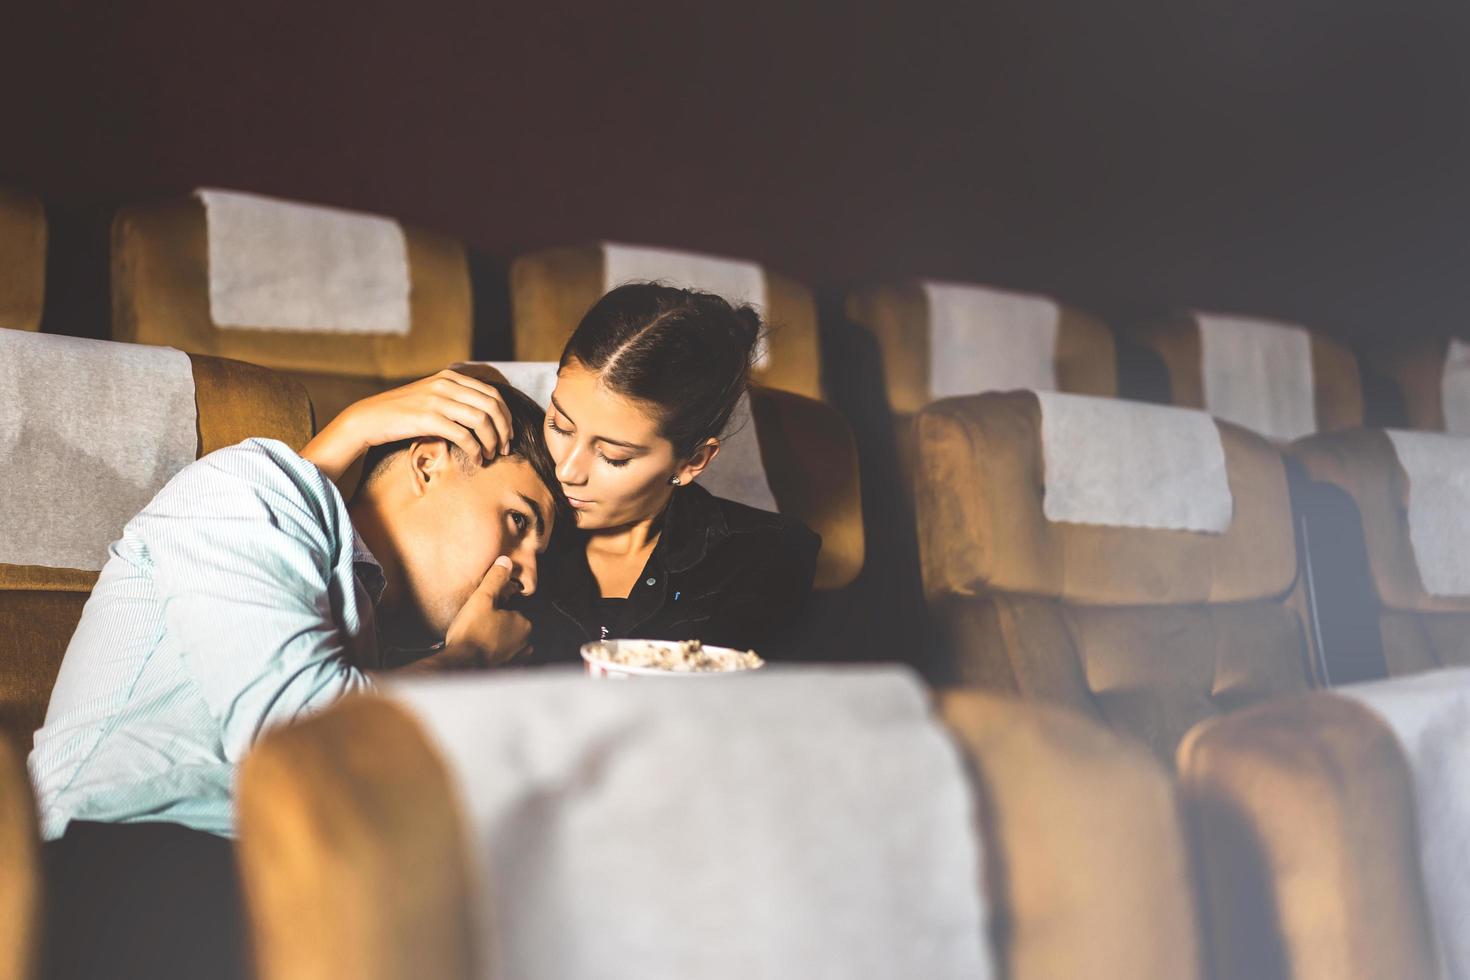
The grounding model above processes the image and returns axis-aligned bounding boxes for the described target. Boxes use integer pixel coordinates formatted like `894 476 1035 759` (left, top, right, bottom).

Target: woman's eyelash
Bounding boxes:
546 415 631 467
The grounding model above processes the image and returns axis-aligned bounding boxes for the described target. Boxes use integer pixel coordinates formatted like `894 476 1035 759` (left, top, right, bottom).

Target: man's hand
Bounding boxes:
441 556 532 668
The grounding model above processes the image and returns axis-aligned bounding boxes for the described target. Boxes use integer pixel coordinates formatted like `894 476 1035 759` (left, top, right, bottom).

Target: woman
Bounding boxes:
304 283 821 663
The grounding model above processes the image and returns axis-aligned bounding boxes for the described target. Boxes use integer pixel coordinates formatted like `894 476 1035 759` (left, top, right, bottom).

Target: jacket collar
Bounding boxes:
659 483 730 573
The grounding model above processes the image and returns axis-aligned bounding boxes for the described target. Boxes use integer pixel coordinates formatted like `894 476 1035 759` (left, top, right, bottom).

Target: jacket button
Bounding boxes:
645 577 656 586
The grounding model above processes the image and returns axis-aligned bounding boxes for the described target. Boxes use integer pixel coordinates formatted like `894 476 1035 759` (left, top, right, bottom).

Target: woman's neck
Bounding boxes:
584 511 663 558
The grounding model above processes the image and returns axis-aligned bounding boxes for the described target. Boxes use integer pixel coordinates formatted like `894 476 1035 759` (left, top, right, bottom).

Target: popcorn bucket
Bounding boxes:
580 639 765 679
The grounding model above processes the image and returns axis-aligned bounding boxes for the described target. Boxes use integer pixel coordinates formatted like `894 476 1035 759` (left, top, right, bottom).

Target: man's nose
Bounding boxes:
512 546 538 597
556 443 588 486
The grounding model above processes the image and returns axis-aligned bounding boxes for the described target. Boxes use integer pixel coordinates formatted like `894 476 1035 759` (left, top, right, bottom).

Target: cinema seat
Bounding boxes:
238 673 1203 980
0 332 313 748
1369 335 1470 433
1128 311 1363 441
470 361 864 590
510 243 823 401
0 187 46 333
1178 669 1468 980
844 280 1116 417
1290 428 1470 681
916 390 1311 761
0 734 41 980
111 190 472 425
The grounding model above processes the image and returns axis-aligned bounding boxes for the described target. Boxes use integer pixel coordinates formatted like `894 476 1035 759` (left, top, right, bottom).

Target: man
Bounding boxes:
30 374 558 980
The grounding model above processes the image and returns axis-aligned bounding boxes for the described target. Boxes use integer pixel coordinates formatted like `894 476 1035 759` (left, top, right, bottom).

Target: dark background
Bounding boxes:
5 0 1470 346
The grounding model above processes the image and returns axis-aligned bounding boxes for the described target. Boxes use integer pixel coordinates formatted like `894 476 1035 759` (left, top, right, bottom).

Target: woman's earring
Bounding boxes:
669 476 681 486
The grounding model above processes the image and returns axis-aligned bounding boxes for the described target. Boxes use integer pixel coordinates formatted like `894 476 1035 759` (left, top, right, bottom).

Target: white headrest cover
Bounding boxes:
1342 667 1470 978
1197 313 1316 442
922 282 1059 400
197 188 410 335
1386 430 1470 596
0 332 198 570
386 667 992 980
1037 391 1233 533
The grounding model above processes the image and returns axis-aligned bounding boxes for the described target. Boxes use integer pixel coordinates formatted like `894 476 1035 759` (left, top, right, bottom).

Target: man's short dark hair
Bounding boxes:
356 373 563 515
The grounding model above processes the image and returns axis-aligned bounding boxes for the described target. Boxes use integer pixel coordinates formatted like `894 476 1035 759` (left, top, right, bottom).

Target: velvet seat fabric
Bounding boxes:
0 186 46 332
844 280 1117 417
238 685 1204 980
1128 311 1364 437
1178 692 1442 980
916 390 1310 760
110 195 472 426
1292 428 1470 675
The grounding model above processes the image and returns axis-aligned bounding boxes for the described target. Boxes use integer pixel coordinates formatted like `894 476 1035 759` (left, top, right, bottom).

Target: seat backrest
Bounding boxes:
0 187 46 332
510 243 822 401
0 733 41 980
1292 428 1470 678
1178 672 1466 980
0 332 313 746
1128 310 1363 441
111 190 472 423
466 361 864 590
916 390 1309 760
845 280 1116 416
238 673 1204 980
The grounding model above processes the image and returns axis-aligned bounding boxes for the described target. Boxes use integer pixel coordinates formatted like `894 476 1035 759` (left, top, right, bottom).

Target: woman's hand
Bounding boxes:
302 369 515 484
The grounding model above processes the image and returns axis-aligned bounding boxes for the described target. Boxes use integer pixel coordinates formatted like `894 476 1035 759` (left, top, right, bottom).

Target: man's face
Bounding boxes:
383 441 554 640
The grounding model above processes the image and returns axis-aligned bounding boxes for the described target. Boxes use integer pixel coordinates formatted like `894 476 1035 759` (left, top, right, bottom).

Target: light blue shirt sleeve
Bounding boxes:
134 442 372 762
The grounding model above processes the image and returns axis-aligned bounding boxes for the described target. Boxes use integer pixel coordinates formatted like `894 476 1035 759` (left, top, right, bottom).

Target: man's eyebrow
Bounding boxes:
549 395 649 452
516 491 546 539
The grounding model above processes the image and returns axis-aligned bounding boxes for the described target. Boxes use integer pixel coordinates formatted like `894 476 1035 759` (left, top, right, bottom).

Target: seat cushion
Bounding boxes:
933 595 1309 761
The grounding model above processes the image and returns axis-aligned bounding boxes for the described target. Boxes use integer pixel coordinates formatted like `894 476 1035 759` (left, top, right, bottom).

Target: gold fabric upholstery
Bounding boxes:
0 187 46 333
917 392 1309 758
111 195 471 424
1178 693 1440 980
844 281 1116 416
0 350 313 748
747 386 864 590
941 691 1204 980
0 734 41 980
510 245 823 400
1130 314 1364 434
1369 337 1450 431
917 392 1296 605
1292 429 1470 616
1293 428 1470 675
238 695 475 980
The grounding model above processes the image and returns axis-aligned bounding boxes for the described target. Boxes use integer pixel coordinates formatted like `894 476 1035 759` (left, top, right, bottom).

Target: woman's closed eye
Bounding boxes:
546 414 632 467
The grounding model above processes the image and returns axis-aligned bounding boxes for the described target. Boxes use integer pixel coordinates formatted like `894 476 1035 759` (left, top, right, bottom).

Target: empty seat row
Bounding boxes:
7 183 1462 442
8 656 1460 979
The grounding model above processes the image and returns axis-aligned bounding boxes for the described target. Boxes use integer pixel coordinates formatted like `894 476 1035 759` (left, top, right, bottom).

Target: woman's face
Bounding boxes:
545 360 681 530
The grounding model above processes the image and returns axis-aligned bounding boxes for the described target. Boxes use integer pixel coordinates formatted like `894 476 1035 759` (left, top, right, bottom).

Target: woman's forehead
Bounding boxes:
552 364 664 446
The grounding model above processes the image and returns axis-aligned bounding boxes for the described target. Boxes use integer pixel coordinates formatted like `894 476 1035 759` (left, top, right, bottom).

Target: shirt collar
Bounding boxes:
351 529 387 606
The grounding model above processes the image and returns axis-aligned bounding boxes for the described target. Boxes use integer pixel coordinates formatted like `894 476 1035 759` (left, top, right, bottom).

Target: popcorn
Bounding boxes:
583 639 763 673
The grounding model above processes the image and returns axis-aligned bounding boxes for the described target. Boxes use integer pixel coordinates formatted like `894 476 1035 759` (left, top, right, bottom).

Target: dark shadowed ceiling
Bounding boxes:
4 0 1469 342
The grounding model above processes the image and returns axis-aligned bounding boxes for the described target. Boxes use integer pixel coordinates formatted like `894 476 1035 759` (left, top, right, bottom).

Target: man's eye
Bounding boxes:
510 511 529 532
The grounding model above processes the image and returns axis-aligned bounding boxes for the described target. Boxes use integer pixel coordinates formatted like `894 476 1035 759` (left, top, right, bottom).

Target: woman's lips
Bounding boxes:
565 495 594 510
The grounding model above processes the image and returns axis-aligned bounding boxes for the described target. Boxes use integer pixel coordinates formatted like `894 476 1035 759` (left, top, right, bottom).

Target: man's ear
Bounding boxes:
675 438 720 485
406 439 456 498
